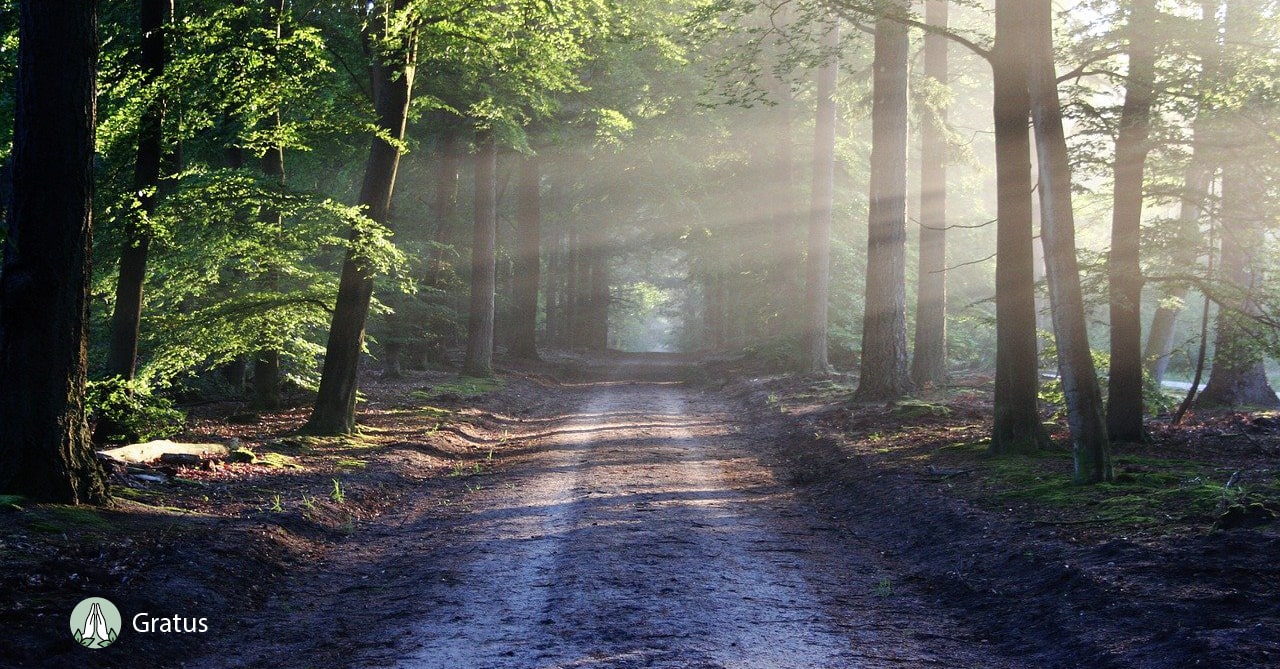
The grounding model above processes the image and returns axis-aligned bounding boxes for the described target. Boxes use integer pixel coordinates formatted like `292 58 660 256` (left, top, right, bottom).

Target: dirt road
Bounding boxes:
352 371 1005 668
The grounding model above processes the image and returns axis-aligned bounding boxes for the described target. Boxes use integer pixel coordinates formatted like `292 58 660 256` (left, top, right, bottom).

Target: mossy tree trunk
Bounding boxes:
1027 0 1112 483
0 0 107 504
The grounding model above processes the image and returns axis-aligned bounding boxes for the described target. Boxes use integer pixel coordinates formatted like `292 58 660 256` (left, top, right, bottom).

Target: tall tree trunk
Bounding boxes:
802 20 838 374
1197 173 1278 408
544 225 561 347
1105 0 1157 443
1144 154 1212 384
910 0 950 391
770 79 801 339
0 0 106 503
1027 0 1112 483
565 224 581 347
588 240 610 350
252 0 286 409
510 154 541 359
1195 0 1280 410
253 136 285 409
991 0 1051 454
411 127 462 366
105 0 169 380
463 130 498 375
854 5 912 402
304 2 414 434
221 137 249 394
1144 0 1220 386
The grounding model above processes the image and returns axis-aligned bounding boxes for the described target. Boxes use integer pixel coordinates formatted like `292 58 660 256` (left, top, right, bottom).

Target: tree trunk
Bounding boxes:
304 2 414 435
770 78 801 339
409 127 462 367
1145 1 1220 386
854 6 911 402
252 0 287 409
565 224 581 347
544 226 562 347
990 0 1050 454
105 0 169 380
588 241 610 350
802 20 838 374
510 154 541 359
1194 0 1279 410
1144 159 1212 384
1027 0 1112 483
463 129 498 375
910 0 949 391
0 0 107 503
1105 0 1157 443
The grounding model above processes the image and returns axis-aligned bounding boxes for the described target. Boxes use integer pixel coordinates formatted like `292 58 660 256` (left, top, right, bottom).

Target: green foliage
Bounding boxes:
986 453 1275 529
330 478 345 505
85 377 187 445
106 167 405 386
741 336 805 372
1037 344 1178 417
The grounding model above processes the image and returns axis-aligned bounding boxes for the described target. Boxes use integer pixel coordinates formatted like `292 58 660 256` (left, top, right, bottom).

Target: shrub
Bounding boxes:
86 377 187 444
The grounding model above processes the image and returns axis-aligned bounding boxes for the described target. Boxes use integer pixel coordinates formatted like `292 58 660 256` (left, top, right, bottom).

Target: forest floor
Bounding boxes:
2 351 1278 668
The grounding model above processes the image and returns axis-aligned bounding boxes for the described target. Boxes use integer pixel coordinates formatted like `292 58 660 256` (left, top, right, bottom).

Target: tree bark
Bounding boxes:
910 0 949 391
1144 158 1212 384
565 224 581 347
463 130 498 375
0 0 107 503
106 0 170 380
854 5 912 402
1144 0 1219 385
802 20 838 374
1105 0 1157 443
252 0 286 410
304 2 414 434
990 0 1050 454
770 79 801 339
1027 0 1112 483
586 230 610 350
510 154 541 359
1194 0 1280 410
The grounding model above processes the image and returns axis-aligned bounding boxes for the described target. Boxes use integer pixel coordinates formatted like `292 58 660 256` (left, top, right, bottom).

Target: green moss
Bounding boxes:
981 451 1243 527
335 458 367 470
893 400 952 419
258 452 301 469
24 505 113 533
269 434 378 454
415 376 505 401
0 494 27 510
109 486 157 502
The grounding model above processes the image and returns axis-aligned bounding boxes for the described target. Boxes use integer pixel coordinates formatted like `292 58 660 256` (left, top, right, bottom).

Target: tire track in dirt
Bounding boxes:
385 376 1005 668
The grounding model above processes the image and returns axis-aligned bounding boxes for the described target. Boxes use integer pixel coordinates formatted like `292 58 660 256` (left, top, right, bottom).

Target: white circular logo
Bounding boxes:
70 597 121 649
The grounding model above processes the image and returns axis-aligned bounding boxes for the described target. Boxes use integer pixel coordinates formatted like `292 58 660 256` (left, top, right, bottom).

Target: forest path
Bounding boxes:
187 360 1011 669
361 363 1006 669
